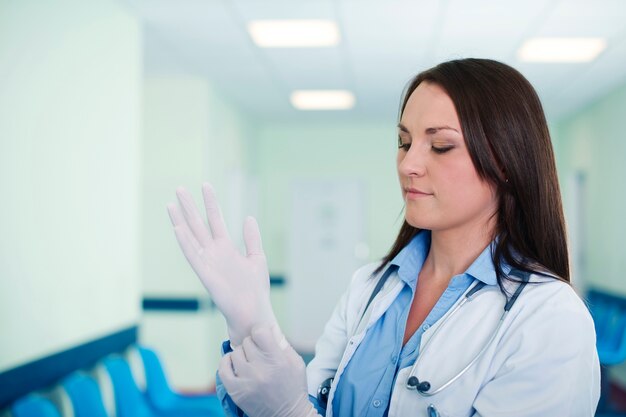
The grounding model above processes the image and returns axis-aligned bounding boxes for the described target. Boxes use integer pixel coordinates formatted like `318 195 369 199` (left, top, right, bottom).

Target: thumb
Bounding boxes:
251 323 289 354
243 216 264 258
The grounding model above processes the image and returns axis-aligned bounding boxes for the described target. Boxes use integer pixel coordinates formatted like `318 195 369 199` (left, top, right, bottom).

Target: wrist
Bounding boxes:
227 315 279 347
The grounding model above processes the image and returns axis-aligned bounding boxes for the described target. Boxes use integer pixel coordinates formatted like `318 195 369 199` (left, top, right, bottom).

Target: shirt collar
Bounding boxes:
465 242 505 286
388 230 506 287
389 230 430 285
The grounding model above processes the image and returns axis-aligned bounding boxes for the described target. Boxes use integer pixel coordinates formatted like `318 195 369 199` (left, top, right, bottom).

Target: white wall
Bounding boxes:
0 0 142 371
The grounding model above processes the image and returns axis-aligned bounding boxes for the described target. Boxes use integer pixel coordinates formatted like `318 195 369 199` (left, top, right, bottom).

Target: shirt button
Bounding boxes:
391 355 397 363
423 324 430 331
373 399 382 408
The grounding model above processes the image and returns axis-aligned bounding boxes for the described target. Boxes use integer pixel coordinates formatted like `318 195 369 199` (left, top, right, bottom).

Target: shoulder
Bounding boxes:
345 262 394 301
521 274 590 316
504 274 596 346
349 262 381 285
475 276 601 414
339 262 395 326
342 262 383 304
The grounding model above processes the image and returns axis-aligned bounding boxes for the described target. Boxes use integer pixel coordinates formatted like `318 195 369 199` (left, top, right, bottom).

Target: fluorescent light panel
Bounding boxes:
518 37 606 63
291 90 355 110
248 20 340 48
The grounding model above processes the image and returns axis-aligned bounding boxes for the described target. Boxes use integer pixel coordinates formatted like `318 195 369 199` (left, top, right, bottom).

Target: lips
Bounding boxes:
404 187 432 196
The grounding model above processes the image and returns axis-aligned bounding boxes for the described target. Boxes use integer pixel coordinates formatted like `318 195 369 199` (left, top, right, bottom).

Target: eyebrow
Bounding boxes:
397 123 459 135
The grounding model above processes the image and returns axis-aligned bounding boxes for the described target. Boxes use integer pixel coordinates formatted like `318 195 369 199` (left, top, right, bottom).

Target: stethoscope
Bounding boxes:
317 268 530 415
406 270 529 396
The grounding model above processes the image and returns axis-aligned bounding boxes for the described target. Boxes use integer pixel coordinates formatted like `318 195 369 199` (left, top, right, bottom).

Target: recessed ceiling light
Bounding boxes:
248 20 340 48
290 90 355 110
517 37 606 63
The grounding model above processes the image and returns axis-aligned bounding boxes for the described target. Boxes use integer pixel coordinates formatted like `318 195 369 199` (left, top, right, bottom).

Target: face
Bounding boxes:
397 81 497 234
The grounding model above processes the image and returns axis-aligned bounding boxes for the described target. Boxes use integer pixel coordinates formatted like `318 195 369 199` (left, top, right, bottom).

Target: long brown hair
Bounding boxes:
376 58 569 292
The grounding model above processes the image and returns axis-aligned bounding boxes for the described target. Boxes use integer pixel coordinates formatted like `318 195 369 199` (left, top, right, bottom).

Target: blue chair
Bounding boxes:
89 363 117 417
11 395 60 417
103 355 156 417
137 346 224 416
586 289 626 415
588 290 626 365
104 354 217 417
62 372 109 417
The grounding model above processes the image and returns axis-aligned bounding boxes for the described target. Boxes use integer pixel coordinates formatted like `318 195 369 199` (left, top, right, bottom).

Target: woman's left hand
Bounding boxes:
167 183 278 346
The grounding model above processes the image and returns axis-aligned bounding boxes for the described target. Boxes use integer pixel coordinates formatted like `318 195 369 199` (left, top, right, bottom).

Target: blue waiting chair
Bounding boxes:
11 395 60 417
62 372 109 417
105 354 218 417
137 346 224 416
103 355 157 417
588 290 626 365
586 289 626 415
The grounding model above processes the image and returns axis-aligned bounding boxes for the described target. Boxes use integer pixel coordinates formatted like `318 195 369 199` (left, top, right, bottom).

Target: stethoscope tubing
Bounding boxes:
316 268 531 408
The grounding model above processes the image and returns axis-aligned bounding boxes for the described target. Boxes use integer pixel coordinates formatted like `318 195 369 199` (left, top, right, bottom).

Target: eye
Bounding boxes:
398 136 411 151
432 146 454 154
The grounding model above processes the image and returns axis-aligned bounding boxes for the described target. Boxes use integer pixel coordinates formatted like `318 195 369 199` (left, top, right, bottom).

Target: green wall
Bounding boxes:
554 80 626 295
139 75 257 388
0 0 141 372
255 121 402 274
553 79 626 387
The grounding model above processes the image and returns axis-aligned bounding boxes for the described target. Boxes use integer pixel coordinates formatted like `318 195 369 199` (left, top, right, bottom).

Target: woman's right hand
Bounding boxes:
167 183 277 346
219 323 322 417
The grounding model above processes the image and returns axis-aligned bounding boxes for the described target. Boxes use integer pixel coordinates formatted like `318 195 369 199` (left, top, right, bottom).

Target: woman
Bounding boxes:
168 58 600 417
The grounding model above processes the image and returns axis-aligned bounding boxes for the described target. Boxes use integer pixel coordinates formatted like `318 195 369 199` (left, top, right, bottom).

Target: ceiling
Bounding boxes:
123 0 626 124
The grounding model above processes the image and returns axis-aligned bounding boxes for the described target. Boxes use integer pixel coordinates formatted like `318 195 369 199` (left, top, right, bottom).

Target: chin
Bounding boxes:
405 216 430 230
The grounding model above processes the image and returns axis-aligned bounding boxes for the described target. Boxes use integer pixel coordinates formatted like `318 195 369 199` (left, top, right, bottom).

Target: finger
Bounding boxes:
167 204 201 253
217 354 237 390
202 183 230 240
241 334 263 362
176 187 212 247
229 345 251 377
172 226 213 290
243 216 264 258
167 202 186 227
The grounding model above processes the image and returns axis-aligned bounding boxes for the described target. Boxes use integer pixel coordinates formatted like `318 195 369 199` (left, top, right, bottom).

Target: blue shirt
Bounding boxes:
331 230 499 417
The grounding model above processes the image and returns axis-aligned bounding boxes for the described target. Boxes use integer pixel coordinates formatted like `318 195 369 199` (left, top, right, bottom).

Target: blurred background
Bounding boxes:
2 0 626 414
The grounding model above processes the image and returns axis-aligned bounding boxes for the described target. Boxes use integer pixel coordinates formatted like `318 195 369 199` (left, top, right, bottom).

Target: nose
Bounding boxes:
398 145 426 177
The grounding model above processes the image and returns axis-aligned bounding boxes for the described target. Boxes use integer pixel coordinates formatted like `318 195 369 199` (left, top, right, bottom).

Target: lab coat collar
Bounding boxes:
388 230 507 287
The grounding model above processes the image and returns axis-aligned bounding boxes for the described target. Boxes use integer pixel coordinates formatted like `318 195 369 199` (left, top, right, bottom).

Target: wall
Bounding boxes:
252 121 401 338
553 78 626 387
554 80 626 295
0 0 141 371
255 121 401 275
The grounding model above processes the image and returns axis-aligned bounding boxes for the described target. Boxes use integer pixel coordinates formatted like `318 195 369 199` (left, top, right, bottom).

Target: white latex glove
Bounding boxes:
218 324 321 417
167 183 277 346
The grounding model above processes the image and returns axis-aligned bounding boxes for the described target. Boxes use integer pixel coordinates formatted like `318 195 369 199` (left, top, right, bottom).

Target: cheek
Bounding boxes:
438 160 492 203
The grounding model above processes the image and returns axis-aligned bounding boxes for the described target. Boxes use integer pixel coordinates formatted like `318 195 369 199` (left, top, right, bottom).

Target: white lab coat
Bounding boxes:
306 263 601 417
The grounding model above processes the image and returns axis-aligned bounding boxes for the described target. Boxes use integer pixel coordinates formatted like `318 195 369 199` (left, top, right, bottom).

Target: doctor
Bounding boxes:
168 58 600 417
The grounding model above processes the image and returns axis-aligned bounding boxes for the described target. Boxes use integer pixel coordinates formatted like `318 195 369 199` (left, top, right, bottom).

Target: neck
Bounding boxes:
423 218 496 283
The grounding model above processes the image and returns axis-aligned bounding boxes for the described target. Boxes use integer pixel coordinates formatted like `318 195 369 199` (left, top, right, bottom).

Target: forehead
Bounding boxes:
400 82 461 132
